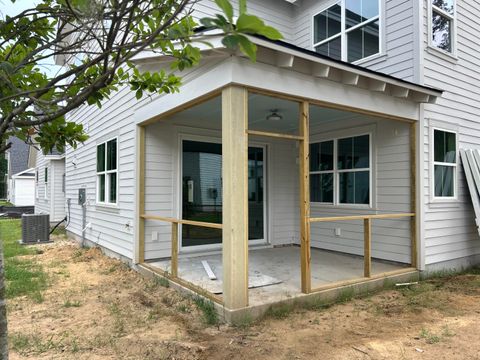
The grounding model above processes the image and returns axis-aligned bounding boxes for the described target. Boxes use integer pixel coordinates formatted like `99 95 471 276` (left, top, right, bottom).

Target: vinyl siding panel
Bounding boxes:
422 0 480 267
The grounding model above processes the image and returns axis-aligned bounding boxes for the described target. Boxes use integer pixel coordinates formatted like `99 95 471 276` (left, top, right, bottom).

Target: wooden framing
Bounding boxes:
222 85 249 310
171 223 179 277
141 215 223 229
364 218 372 277
410 122 418 268
136 126 146 264
299 101 311 294
309 213 415 222
246 129 304 141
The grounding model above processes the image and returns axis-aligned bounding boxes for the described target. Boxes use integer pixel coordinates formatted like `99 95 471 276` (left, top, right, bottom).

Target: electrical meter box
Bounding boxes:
78 188 86 205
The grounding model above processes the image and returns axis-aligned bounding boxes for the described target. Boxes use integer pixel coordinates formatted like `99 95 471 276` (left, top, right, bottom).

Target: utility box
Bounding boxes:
21 214 50 244
78 188 86 205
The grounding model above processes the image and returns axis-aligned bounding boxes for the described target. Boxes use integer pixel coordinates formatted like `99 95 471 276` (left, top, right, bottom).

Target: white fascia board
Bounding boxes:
12 167 36 179
45 155 65 160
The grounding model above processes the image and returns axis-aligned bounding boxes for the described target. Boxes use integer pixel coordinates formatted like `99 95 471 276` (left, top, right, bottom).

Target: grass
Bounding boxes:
0 201 13 207
0 219 49 301
192 296 218 325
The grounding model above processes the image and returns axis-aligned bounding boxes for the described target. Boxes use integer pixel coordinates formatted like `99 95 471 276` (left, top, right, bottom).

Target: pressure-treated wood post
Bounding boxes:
135 125 146 264
171 222 178 277
410 121 418 268
299 101 311 293
222 85 249 309
364 218 372 277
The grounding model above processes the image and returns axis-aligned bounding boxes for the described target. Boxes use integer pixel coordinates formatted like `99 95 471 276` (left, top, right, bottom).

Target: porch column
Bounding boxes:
222 85 249 309
299 101 311 293
410 121 418 268
135 125 145 264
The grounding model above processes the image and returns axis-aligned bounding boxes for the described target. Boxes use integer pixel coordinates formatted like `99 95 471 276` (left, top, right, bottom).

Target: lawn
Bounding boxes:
0 219 48 302
0 201 12 207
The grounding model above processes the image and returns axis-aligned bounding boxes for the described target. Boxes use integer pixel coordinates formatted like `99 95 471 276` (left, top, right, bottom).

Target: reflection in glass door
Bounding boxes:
181 140 266 248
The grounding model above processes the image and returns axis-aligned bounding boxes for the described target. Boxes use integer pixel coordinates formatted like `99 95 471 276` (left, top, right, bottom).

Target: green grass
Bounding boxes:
192 296 218 325
0 201 13 207
0 219 49 301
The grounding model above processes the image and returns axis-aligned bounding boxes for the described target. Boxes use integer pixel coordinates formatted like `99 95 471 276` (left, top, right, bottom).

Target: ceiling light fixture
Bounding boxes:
266 109 283 121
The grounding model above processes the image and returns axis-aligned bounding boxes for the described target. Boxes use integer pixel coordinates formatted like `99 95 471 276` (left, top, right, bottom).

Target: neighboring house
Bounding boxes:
34 149 66 224
61 0 480 320
6 137 36 206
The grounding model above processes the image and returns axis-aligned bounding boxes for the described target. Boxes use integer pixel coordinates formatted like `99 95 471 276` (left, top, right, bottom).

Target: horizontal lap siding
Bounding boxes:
35 155 50 215
423 0 480 266
292 0 416 81
52 160 66 222
309 116 412 263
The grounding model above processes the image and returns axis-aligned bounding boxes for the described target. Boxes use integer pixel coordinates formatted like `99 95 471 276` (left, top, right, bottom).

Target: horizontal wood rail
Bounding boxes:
309 213 415 223
309 213 415 279
141 214 223 229
246 129 304 141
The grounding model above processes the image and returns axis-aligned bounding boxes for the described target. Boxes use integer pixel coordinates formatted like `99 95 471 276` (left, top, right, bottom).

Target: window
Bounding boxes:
433 129 457 198
430 0 455 53
44 167 48 200
35 169 39 198
313 0 380 62
310 134 371 205
96 138 118 204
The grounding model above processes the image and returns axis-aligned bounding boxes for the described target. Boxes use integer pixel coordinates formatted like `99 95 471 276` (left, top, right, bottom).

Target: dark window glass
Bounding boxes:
434 130 456 163
347 20 379 62
432 0 454 15
434 165 454 197
310 141 334 171
346 0 379 28
310 173 334 203
109 173 117 203
315 36 342 60
97 143 105 172
432 11 451 52
314 4 341 43
338 137 353 170
339 171 370 204
44 168 48 183
99 174 105 202
338 135 370 169
107 139 117 171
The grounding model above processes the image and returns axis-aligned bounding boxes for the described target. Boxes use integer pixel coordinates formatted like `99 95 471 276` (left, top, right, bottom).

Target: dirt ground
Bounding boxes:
8 238 480 360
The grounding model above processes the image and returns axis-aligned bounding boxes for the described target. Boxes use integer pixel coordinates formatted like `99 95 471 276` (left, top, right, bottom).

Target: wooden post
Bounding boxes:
410 121 418 268
222 85 249 310
364 218 372 277
299 101 311 293
171 223 178 277
136 126 146 264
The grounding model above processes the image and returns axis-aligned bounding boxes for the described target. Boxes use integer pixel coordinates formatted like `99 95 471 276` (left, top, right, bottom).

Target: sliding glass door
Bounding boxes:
181 139 266 248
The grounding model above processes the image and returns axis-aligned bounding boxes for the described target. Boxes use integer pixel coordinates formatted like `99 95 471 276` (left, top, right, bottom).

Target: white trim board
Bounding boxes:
459 149 480 236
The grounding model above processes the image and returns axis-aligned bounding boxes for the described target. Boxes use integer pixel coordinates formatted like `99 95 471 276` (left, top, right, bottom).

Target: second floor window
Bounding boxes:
97 138 118 205
431 0 455 53
313 0 380 63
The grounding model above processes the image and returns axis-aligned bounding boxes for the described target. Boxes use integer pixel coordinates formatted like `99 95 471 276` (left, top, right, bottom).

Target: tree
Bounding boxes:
0 0 281 154
0 0 282 357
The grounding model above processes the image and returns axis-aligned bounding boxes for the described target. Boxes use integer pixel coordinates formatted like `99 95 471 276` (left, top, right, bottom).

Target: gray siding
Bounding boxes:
51 159 66 222
34 154 50 215
422 1 480 267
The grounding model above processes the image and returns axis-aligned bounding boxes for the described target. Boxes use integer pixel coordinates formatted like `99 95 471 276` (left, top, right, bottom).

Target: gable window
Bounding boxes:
96 138 118 205
310 134 371 205
430 0 455 53
313 0 380 62
433 129 457 198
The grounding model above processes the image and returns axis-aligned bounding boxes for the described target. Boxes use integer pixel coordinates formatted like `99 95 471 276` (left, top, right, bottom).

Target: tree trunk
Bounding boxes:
0 239 8 360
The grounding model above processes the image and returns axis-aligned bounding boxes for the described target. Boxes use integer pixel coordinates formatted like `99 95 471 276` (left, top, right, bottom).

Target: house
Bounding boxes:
5 137 36 206
34 149 66 225
62 0 480 321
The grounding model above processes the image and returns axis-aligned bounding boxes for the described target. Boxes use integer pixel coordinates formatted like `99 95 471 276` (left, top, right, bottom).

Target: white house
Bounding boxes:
6 137 36 206
61 0 480 320
34 150 66 225
10 168 35 206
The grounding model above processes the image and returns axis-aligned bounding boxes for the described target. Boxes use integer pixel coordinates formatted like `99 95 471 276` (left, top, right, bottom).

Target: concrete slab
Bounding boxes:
148 246 408 306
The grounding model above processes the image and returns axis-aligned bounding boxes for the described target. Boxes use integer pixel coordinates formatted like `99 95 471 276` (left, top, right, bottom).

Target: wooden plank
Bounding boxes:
310 268 418 293
136 126 146 264
246 129 303 141
299 101 311 294
141 214 223 229
201 260 217 280
309 213 415 223
222 85 249 309
171 223 178 277
364 218 371 277
140 263 223 304
410 122 418 268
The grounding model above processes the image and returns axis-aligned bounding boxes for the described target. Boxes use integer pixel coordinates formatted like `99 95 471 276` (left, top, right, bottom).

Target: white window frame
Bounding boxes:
96 137 119 206
310 131 373 208
427 0 457 58
311 0 383 64
35 169 39 199
430 126 458 202
44 167 48 200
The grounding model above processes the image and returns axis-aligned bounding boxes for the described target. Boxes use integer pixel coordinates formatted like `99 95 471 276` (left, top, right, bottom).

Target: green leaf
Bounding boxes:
236 14 263 33
222 35 240 49
237 35 257 62
258 25 283 40
135 89 143 100
215 0 234 22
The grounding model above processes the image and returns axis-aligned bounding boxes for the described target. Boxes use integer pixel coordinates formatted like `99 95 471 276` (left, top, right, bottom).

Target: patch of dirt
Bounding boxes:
9 238 480 359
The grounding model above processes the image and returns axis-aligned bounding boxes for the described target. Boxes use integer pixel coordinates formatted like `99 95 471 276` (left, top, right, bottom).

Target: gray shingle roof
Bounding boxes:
8 137 30 176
